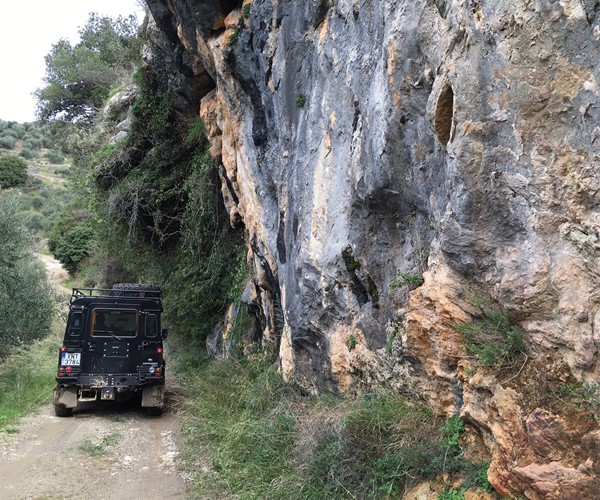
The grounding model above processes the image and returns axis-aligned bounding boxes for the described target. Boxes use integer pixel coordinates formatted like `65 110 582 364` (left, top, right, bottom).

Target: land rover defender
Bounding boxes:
53 284 168 416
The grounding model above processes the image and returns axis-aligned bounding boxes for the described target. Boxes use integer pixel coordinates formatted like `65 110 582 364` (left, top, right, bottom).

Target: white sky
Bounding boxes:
0 0 147 123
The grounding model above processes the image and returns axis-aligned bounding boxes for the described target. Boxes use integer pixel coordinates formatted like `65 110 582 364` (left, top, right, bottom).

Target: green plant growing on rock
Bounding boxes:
455 297 525 368
296 93 307 108
242 3 252 18
346 335 357 350
229 26 241 46
390 271 424 290
560 382 600 417
186 116 205 143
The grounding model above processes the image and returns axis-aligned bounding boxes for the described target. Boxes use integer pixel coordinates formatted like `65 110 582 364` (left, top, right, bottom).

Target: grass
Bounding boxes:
173 347 484 499
559 382 600 419
455 296 525 368
0 324 62 430
79 432 121 458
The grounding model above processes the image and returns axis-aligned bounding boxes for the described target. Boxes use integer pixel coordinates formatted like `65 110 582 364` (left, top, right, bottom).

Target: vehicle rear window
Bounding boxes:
91 309 138 337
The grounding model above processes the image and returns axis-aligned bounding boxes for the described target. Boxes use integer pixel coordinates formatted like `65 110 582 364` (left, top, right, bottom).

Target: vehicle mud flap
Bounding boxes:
141 384 164 408
54 386 78 408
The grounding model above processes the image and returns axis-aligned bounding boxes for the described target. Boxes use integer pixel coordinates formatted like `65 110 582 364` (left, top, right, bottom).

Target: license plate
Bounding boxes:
61 352 81 366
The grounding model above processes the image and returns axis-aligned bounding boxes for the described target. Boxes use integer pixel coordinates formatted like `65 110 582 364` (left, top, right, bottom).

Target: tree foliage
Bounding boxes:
0 153 27 188
0 194 54 359
35 13 140 123
48 205 95 276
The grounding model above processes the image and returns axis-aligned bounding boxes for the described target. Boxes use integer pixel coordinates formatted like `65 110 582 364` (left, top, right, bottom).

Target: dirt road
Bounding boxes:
0 399 190 499
0 253 192 499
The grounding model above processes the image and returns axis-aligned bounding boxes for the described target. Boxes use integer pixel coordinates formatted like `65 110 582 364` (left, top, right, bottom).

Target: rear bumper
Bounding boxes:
56 374 164 389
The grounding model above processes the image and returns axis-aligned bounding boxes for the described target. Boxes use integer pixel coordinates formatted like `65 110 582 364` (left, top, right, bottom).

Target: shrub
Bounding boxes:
23 138 43 150
0 135 16 150
390 271 424 289
0 193 54 359
48 221 95 275
19 148 37 160
455 297 525 367
46 150 65 164
0 153 28 188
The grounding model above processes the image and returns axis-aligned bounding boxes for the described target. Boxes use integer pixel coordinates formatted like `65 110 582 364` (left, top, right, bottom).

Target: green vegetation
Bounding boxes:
175 351 479 499
455 296 525 367
0 328 61 429
560 382 600 417
48 206 95 276
346 335 357 350
296 93 307 108
0 193 55 359
186 116 205 143
391 271 424 289
79 432 121 457
35 13 140 123
46 150 65 164
229 26 241 46
0 153 28 188
242 3 252 18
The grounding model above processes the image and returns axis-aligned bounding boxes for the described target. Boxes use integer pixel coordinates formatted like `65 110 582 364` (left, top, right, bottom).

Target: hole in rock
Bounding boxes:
435 84 454 146
219 0 241 16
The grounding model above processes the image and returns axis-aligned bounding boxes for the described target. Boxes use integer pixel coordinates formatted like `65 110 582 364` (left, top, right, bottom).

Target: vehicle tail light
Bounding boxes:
65 367 73 374
60 346 66 353
155 367 161 376
157 347 163 354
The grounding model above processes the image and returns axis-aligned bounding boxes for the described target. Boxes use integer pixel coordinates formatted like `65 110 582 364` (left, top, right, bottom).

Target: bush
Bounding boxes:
20 148 37 160
23 138 43 150
46 150 65 164
0 193 54 359
455 297 525 367
0 153 28 188
0 135 16 150
48 220 95 275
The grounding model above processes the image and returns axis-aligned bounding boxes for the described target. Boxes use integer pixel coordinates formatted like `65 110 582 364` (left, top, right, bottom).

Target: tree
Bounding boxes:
0 153 28 188
48 205 96 275
0 193 54 359
35 13 141 124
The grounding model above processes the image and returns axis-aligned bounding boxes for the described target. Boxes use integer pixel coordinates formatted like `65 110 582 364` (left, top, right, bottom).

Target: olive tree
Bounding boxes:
0 194 54 358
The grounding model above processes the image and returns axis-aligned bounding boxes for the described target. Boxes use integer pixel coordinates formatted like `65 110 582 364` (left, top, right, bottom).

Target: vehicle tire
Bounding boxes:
112 283 160 297
54 403 73 417
147 406 163 416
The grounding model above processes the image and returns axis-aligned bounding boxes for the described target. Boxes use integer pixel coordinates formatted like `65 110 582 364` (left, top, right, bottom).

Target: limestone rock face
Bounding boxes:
143 0 600 496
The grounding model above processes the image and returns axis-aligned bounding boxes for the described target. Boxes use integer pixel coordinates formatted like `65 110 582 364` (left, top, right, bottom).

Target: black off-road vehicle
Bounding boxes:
53 284 168 416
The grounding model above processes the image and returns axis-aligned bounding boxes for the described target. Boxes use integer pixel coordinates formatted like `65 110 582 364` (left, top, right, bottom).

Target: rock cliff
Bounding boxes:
143 0 600 496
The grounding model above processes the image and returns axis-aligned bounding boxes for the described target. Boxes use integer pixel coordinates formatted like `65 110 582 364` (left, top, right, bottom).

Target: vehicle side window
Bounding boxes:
145 314 158 338
68 312 83 337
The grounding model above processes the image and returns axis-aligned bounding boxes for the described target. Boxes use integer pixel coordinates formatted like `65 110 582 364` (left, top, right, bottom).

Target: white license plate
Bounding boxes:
61 352 81 366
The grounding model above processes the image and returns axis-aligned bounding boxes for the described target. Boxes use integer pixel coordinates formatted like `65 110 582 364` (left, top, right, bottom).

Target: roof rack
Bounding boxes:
70 287 162 303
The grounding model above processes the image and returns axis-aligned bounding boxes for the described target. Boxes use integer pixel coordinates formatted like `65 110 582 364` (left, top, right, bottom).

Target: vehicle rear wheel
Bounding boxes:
54 403 73 417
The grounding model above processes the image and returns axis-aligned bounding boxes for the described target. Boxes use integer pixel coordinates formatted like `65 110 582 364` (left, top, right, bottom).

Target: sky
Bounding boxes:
0 0 147 123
